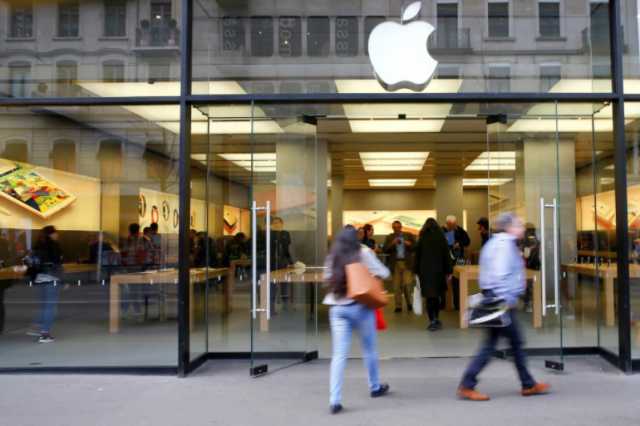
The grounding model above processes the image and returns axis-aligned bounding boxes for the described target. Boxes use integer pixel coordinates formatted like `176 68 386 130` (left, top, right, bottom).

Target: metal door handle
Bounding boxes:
252 201 258 319
265 200 271 320
552 198 559 315
540 198 547 316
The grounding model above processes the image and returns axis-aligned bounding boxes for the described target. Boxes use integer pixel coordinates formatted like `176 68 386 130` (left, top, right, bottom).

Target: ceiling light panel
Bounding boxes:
463 178 512 186
465 152 516 171
214 153 277 173
369 179 417 187
360 152 429 171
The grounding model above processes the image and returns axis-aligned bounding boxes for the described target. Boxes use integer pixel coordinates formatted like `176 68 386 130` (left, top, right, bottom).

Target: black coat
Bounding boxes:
412 232 453 298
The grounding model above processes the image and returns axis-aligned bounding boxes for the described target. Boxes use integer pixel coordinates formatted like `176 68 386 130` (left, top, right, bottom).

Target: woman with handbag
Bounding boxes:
323 225 391 414
413 218 453 332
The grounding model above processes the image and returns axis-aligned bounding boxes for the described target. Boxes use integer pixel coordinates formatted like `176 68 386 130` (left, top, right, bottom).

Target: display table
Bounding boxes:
259 267 323 332
560 263 640 327
0 263 98 282
109 267 230 333
453 265 542 330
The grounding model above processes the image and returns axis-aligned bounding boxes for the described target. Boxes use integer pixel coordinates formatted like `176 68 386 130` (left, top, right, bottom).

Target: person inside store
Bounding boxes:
443 215 471 310
270 216 294 314
85 232 115 265
521 223 540 314
143 227 155 246
362 224 379 253
223 232 249 267
195 231 218 268
0 233 11 334
413 218 452 332
383 220 417 313
149 222 162 248
457 212 550 401
120 223 149 317
477 217 490 247
26 226 69 343
323 225 390 414
357 227 366 244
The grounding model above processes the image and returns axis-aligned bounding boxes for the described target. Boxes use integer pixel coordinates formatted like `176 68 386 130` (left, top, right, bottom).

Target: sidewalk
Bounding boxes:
0 356 637 426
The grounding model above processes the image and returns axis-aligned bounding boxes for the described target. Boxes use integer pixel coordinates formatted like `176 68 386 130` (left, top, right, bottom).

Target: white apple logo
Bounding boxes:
368 2 438 92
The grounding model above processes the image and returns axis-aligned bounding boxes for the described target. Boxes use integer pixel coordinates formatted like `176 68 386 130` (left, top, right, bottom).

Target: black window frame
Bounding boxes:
539 2 561 38
488 2 510 38
104 0 127 37
58 1 80 38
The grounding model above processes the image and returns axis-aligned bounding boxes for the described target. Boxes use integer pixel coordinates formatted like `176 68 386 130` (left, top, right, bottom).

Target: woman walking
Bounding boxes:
26 226 68 343
413 218 452 332
323 225 390 414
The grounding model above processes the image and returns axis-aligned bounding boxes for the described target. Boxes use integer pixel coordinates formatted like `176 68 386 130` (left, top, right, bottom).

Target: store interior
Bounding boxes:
0 100 639 370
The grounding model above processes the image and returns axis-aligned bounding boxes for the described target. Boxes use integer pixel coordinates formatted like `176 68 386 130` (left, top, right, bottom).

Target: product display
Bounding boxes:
0 159 76 219
151 205 159 223
139 194 147 218
162 200 170 221
173 209 179 228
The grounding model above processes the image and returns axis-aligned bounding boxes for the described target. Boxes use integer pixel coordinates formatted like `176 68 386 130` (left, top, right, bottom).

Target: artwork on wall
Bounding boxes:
139 188 207 235
223 205 251 236
579 184 640 231
344 210 436 235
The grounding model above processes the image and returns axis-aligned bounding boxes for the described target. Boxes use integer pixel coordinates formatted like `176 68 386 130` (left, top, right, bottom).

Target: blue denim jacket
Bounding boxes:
478 232 525 306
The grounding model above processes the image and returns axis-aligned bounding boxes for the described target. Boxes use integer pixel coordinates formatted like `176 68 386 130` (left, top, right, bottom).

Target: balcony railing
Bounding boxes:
135 27 181 49
428 28 471 51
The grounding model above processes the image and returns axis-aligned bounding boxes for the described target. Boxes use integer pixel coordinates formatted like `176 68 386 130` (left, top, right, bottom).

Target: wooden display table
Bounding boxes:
560 263 640 327
259 267 323 332
453 265 542 330
0 263 98 282
109 267 230 333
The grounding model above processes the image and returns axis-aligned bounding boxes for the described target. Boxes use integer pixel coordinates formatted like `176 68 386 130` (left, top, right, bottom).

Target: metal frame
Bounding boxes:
0 0 634 376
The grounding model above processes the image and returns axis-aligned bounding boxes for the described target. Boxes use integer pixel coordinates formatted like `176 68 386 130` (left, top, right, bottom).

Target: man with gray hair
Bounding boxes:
457 212 550 401
443 215 470 310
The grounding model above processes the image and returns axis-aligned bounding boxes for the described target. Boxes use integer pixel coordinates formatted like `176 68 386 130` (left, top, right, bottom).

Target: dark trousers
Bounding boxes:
451 277 460 310
461 310 536 390
269 281 290 313
426 297 440 322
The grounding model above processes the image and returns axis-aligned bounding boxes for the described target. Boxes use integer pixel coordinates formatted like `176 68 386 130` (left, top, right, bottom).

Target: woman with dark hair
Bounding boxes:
362 223 378 252
413 218 453 332
323 225 391 414
26 225 68 343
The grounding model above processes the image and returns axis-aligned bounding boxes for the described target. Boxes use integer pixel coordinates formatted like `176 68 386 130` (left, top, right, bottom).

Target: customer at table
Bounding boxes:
223 232 249 267
413 218 452 332
86 233 115 265
383 221 417 313
443 215 471 310
457 213 550 401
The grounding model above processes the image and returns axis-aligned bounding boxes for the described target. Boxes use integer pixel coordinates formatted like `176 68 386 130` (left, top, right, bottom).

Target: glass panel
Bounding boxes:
191 0 610 95
0 0 181 99
0 105 180 367
250 104 319 374
623 2 640 93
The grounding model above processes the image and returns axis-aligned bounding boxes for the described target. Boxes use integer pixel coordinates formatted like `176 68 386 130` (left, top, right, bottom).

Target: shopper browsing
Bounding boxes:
323 225 390 414
383 221 417 313
443 215 471 310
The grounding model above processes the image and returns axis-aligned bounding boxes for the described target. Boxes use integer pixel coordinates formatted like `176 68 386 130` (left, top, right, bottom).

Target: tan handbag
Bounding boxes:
346 262 389 309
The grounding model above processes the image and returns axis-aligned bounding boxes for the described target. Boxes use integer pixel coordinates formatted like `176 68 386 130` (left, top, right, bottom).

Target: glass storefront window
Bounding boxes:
0 104 180 367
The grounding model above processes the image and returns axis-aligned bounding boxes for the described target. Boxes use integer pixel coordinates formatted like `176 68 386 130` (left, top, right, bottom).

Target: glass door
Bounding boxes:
249 103 320 376
486 103 566 370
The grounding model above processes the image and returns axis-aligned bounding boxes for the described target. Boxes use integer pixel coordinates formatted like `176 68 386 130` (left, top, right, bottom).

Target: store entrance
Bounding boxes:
190 101 613 375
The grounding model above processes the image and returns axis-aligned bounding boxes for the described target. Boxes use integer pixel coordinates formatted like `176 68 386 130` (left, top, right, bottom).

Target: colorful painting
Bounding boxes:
0 163 72 214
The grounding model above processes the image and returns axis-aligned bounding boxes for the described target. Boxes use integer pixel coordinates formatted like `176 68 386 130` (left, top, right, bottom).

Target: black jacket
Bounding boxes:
412 232 453 298
442 225 471 260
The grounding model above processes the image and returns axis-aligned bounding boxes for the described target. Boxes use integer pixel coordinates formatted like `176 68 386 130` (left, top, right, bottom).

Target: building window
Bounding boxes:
539 0 560 37
335 16 358 57
489 64 510 93
437 3 459 48
103 60 125 82
104 0 126 37
149 63 170 83
222 17 245 51
540 63 561 92
58 2 80 37
364 16 386 56
97 141 123 179
50 141 76 173
56 61 78 97
437 64 460 79
278 16 302 57
9 63 31 98
2 141 29 163
307 16 330 57
11 3 34 38
488 1 509 37
251 16 274 57
590 1 609 49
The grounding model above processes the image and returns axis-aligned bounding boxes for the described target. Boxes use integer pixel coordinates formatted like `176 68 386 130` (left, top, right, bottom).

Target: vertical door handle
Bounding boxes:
552 198 560 315
265 200 271 320
252 201 258 319
540 198 547 316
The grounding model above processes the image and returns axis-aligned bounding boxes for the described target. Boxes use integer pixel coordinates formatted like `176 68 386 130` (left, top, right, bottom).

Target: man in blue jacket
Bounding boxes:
457 212 550 401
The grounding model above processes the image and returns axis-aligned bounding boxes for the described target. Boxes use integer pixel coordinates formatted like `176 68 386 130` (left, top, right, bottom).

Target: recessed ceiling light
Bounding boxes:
360 152 429 171
207 153 277 173
463 178 512 186
465 152 516 171
369 179 417 187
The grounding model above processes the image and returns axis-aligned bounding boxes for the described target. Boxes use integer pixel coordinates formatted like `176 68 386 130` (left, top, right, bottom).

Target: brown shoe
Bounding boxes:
457 385 490 401
522 382 551 396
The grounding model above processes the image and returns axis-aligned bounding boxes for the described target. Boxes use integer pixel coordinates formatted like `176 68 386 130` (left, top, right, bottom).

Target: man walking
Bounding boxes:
443 215 470 310
383 221 416 313
457 212 550 401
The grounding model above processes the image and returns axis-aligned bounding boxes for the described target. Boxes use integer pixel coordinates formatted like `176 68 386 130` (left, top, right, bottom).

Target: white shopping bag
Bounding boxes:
413 277 423 316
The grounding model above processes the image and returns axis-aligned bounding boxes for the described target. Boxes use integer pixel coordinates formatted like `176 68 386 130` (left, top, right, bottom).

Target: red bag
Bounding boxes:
376 308 387 330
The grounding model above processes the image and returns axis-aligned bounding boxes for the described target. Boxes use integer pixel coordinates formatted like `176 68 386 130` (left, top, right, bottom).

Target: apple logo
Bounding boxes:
368 2 438 92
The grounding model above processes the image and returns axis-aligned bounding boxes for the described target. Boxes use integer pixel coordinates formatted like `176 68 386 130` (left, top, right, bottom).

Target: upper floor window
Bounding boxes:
50 141 76 173
540 62 562 92
437 64 460 80
222 16 245 51
436 3 459 48
251 16 274 57
489 64 510 93
335 16 358 57
105 0 127 37
278 16 302 58
539 0 561 37
307 16 330 57
58 2 80 37
97 141 123 179
488 1 509 38
590 1 609 48
56 60 78 97
9 63 31 98
11 3 33 38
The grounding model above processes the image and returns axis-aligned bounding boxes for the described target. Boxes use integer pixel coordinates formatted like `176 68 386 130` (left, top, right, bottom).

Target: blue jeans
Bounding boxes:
461 309 536 390
329 302 381 405
32 282 62 334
